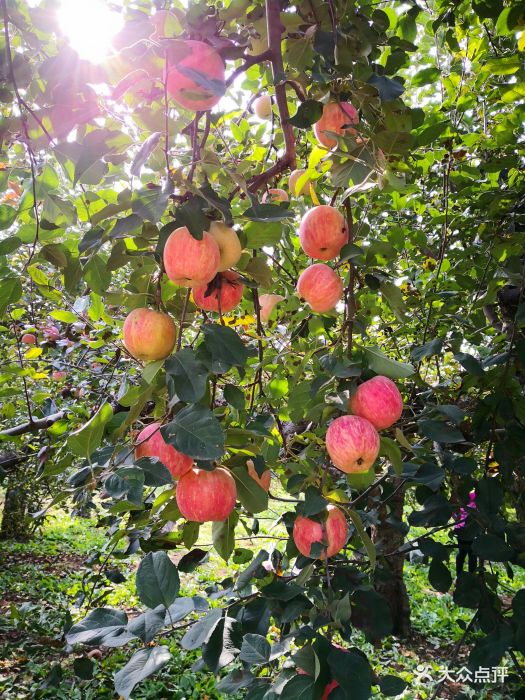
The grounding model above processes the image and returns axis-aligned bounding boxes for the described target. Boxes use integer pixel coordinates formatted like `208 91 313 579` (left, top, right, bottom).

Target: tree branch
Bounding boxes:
1 412 65 438
225 49 273 87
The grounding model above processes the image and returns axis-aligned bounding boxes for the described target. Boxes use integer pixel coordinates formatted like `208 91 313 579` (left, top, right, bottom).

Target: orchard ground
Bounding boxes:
0 504 522 700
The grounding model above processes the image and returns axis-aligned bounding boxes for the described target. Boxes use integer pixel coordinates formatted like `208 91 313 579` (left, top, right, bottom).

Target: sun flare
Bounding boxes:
57 0 124 64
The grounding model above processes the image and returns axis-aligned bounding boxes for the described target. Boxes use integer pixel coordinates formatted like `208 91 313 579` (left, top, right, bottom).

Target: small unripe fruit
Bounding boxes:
163 226 220 287
253 94 273 119
262 188 289 203
166 40 225 111
122 308 177 362
299 205 348 260
193 271 244 314
326 415 380 473
21 333 36 344
289 169 311 196
293 505 347 558
135 422 193 480
176 467 237 522
297 264 343 313
51 371 67 382
259 294 284 322
349 375 403 430
246 459 271 492
207 221 242 272
314 101 359 150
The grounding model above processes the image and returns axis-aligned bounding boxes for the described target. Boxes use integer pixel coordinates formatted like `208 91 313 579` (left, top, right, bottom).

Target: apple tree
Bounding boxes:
1 0 525 697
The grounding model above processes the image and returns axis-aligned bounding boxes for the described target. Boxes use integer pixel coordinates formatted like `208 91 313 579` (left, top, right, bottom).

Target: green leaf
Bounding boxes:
472 534 514 562
231 466 268 513
328 647 372 700
454 352 484 376
419 420 464 444
239 633 271 664
134 456 173 486
203 324 253 373
162 405 225 461
223 384 245 410
165 348 208 403
379 675 408 697
136 552 180 609
68 402 113 459
379 436 402 475
65 608 131 646
468 623 513 670
280 675 315 699
132 186 170 223
0 204 17 230
50 310 77 323
0 276 22 316
368 74 404 101
411 338 443 361
83 255 111 294
181 608 223 650
130 132 162 176
0 236 21 255
347 509 376 569
289 99 324 128
114 646 171 700
362 346 414 379
202 616 242 674
245 257 273 288
212 512 238 562
127 606 166 643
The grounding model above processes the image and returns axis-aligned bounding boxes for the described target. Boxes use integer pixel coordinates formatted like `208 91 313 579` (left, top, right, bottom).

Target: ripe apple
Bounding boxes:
43 325 60 341
349 375 403 430
246 458 271 491
293 505 347 558
176 467 237 522
122 308 177 362
296 264 343 313
289 169 311 197
135 422 193 480
166 40 225 111
326 415 380 473
253 94 273 119
163 226 220 287
21 333 36 344
193 271 244 313
259 293 284 322
299 205 348 260
51 371 67 382
207 221 242 272
262 188 289 203
314 101 359 149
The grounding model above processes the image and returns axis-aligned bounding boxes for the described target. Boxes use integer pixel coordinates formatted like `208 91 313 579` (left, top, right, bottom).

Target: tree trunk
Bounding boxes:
0 474 30 540
371 478 412 638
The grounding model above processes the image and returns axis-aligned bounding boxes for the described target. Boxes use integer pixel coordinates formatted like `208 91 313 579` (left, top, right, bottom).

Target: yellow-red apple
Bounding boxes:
253 94 273 119
207 221 242 272
43 325 60 341
259 294 284 322
176 467 237 522
289 169 311 197
193 270 244 313
326 415 380 473
314 101 359 149
163 226 220 287
166 40 225 111
299 205 347 260
122 308 177 362
349 375 403 430
51 371 67 382
21 333 36 344
262 188 289 203
246 458 271 492
293 504 347 558
296 264 343 313
135 422 193 480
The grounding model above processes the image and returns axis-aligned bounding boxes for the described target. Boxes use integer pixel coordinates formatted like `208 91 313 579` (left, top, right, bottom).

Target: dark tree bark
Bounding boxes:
1 473 30 540
371 478 412 638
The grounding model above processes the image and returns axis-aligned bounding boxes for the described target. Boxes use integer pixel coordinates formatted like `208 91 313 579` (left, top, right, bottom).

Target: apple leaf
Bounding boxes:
362 346 415 379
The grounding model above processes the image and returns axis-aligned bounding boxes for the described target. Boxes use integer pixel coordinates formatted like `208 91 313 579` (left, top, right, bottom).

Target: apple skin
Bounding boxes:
349 375 403 430
314 101 359 149
163 226 220 288
296 264 343 313
193 271 244 313
326 415 380 473
262 188 289 203
289 169 311 196
259 293 284 322
176 467 237 522
21 333 36 344
166 40 225 111
299 205 348 260
135 422 193 480
122 308 177 362
43 325 60 341
253 94 273 119
208 221 242 272
51 371 67 382
293 505 347 558
246 458 271 491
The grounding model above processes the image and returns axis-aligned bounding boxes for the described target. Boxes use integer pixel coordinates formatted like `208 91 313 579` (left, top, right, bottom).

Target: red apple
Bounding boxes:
259 294 284 322
262 188 289 203
314 101 359 149
43 325 60 341
349 375 403 430
293 505 347 558
21 333 36 344
253 94 273 119
135 422 193 480
163 226 220 288
296 264 343 313
326 415 380 473
166 40 225 111
176 467 237 522
246 458 271 492
192 271 244 314
122 308 177 362
299 205 348 260
51 371 67 382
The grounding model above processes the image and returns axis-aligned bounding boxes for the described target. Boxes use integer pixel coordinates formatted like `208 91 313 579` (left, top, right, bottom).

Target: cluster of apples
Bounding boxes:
292 375 403 560
135 423 270 522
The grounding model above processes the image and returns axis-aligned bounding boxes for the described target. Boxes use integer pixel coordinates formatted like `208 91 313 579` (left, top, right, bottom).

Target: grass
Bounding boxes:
0 508 522 699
